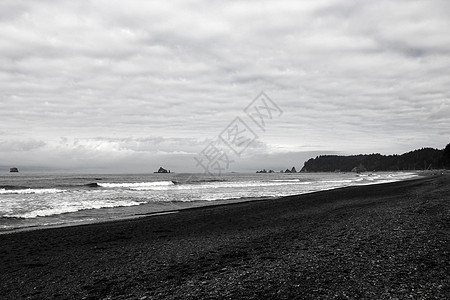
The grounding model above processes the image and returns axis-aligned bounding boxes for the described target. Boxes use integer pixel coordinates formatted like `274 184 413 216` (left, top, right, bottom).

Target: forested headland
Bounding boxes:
301 143 450 172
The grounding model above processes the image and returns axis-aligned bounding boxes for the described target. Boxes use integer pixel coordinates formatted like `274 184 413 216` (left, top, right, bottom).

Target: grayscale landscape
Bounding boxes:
0 1 449 299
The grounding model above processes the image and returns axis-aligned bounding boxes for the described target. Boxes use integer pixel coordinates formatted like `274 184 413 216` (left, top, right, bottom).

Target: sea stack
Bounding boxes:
154 167 170 173
10 167 19 173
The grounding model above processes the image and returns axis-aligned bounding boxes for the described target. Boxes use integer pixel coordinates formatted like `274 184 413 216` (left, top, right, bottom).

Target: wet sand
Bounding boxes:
0 175 449 299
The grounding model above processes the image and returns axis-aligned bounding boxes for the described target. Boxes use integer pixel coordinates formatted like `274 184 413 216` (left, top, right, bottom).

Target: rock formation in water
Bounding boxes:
284 167 297 173
9 167 19 173
155 167 170 173
256 169 275 173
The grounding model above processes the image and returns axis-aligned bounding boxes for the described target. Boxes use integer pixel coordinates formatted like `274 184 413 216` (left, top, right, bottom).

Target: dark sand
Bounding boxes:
0 175 449 299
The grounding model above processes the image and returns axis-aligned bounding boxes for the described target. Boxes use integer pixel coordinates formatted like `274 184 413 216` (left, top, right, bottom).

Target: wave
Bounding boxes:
322 180 354 184
269 179 304 182
270 179 299 182
96 180 294 191
171 178 227 185
84 183 100 187
0 185 31 190
97 181 175 190
1 199 147 219
171 180 313 191
0 188 66 195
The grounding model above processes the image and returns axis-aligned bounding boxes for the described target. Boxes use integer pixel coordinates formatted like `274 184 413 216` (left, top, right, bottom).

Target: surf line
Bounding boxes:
134 211 179 217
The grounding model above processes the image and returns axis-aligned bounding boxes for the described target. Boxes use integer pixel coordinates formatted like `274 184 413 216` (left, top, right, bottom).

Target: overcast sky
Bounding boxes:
1 0 449 173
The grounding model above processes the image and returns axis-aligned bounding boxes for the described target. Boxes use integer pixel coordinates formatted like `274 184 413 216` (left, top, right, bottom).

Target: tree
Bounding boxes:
444 143 450 169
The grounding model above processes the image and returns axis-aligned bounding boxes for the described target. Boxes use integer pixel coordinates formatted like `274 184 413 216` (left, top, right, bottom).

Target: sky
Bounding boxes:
1 0 449 173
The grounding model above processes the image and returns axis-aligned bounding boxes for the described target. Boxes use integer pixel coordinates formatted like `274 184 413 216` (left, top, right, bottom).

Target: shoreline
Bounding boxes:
0 172 426 235
0 195 279 235
1 174 448 299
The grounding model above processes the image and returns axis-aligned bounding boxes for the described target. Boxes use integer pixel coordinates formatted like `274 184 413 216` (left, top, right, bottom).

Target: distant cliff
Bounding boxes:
301 146 449 172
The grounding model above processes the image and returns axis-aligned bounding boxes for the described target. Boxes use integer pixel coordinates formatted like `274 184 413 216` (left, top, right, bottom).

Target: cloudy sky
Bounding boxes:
1 0 449 173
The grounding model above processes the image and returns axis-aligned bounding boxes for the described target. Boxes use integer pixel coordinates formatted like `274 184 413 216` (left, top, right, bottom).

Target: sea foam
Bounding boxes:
0 188 66 195
98 181 175 190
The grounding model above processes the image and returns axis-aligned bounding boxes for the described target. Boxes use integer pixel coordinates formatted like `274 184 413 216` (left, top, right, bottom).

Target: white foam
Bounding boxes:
0 188 66 195
322 180 353 184
174 180 312 190
3 199 147 218
270 179 301 182
98 181 175 190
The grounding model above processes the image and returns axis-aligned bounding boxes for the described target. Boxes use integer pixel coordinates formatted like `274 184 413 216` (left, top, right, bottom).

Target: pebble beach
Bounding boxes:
0 174 448 299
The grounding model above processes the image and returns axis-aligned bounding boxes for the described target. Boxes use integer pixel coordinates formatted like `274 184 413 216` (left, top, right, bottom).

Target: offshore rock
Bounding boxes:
256 169 275 174
155 167 170 173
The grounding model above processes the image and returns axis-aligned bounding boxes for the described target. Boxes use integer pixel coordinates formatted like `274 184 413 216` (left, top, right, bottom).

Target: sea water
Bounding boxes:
0 172 418 232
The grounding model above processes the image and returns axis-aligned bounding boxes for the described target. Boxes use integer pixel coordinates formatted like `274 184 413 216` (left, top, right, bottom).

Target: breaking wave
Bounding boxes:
0 188 66 195
97 181 175 191
1 199 147 219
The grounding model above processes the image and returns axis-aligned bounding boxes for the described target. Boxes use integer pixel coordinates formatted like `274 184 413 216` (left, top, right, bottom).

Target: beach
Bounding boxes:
0 174 448 299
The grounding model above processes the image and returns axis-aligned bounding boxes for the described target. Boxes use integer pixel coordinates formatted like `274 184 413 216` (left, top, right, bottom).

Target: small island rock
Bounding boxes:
155 167 170 173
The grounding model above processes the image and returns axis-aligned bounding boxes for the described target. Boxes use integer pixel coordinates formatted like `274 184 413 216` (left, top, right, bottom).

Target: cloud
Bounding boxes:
0 0 449 172
428 101 450 120
0 139 46 151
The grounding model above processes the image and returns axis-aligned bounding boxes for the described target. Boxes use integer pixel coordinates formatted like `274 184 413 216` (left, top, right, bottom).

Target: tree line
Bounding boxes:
300 143 450 172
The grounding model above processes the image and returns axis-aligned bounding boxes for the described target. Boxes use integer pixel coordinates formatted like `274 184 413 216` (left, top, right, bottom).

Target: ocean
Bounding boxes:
0 171 418 233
